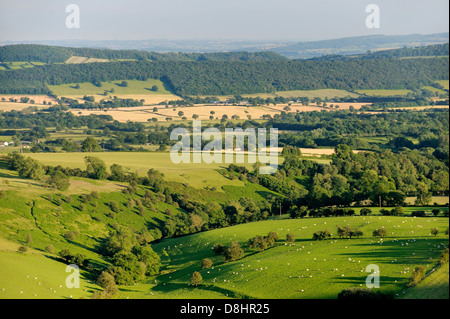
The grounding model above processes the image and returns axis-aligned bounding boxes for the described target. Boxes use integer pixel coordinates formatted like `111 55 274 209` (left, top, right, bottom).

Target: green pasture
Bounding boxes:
127 215 449 299
0 61 45 71
0 248 98 299
355 89 413 96
25 152 280 190
400 263 449 299
48 79 172 96
435 80 449 90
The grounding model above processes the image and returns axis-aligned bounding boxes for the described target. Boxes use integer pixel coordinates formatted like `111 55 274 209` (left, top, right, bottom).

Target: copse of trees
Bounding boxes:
336 226 363 239
407 266 427 287
58 249 89 268
312 230 331 241
247 231 279 251
99 227 161 285
224 241 244 261
6 153 45 181
380 206 404 216
94 271 119 299
84 156 107 180
373 228 387 238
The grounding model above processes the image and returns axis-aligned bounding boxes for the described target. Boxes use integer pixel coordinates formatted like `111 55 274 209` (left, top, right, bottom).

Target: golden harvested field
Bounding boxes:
72 107 169 122
299 148 363 156
65 56 109 64
70 102 369 122
0 102 47 112
0 95 58 105
62 93 182 105
0 95 59 111
390 105 449 111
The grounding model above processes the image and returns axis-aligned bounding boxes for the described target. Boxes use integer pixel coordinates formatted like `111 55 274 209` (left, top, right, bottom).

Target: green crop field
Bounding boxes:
355 89 414 96
435 80 449 90
273 89 359 99
48 79 173 96
422 86 448 95
0 61 45 71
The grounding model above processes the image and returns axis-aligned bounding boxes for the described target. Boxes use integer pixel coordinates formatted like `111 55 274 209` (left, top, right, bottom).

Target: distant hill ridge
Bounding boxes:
0 32 448 60
271 33 450 58
0 44 287 64
307 43 449 61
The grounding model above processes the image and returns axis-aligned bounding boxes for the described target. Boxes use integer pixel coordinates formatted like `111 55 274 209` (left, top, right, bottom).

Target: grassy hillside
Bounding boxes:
0 246 97 299
0 153 448 299
134 215 449 299
25 152 271 191
400 263 449 299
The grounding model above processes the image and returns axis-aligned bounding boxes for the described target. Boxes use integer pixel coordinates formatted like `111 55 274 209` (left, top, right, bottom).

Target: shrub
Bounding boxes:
431 228 439 236
352 229 364 238
90 191 99 199
373 228 387 238
64 231 79 241
190 271 203 286
390 206 404 216
248 236 269 251
108 201 121 213
313 230 331 241
266 231 279 243
286 233 295 242
407 266 426 287
45 245 55 254
213 243 225 255
47 170 70 191
360 208 372 216
96 271 119 297
201 258 213 269
440 248 449 265
337 226 359 239
432 209 440 216
17 246 28 254
58 249 88 267
411 210 426 217
224 241 244 261
289 206 308 218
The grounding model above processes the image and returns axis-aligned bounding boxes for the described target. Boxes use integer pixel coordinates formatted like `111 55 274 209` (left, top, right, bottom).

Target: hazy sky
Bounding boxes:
0 0 448 42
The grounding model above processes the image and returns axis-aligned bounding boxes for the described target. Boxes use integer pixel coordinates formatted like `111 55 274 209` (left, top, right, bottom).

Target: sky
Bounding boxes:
0 0 448 42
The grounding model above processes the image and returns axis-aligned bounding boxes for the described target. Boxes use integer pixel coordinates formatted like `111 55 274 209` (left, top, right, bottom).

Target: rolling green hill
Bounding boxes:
0 149 448 299
147 215 448 299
